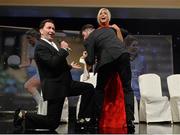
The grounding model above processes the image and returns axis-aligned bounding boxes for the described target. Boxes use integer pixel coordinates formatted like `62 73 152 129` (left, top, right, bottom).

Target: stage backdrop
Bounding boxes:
0 27 173 111
0 27 85 111
132 35 173 100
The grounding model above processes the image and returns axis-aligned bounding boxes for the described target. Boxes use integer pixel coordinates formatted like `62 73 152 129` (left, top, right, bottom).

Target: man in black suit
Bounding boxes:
13 19 95 131
81 24 135 133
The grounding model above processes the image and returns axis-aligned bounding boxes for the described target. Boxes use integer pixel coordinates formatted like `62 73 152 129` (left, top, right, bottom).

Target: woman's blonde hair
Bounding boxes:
97 8 111 25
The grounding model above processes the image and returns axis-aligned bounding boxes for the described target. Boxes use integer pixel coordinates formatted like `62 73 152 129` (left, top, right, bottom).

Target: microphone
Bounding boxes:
60 40 72 51
66 47 72 51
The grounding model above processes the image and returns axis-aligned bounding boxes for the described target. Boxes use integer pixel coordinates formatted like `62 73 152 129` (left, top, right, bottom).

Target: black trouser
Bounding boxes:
25 81 95 130
69 81 95 119
95 53 134 122
25 98 65 130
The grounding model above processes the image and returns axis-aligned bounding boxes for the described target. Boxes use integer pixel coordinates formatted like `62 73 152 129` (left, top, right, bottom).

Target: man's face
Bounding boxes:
82 29 92 40
40 22 55 41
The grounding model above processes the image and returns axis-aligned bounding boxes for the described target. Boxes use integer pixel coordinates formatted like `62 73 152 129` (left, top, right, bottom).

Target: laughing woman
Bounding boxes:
81 8 135 133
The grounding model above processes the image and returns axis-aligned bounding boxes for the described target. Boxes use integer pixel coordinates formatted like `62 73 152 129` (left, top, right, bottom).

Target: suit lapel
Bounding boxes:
40 39 59 53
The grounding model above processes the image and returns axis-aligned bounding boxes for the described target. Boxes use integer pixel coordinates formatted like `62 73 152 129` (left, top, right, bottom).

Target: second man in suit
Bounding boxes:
81 23 135 133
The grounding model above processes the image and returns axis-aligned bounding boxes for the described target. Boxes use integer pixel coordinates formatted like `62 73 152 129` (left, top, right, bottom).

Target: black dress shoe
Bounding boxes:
127 121 135 134
76 118 87 130
76 118 99 130
13 108 23 128
87 118 99 129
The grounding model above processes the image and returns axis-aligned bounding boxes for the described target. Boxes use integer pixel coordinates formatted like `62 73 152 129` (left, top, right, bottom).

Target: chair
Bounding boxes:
80 72 97 87
167 74 180 122
76 57 97 119
37 91 47 115
76 72 97 119
77 72 139 124
134 96 139 123
38 91 69 123
138 73 172 123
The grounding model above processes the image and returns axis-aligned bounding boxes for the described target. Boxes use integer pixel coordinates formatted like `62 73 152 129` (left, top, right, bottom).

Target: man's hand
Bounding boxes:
60 41 72 51
71 61 81 69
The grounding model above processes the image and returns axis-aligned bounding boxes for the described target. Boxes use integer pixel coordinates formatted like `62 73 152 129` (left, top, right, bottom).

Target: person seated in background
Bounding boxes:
124 35 147 103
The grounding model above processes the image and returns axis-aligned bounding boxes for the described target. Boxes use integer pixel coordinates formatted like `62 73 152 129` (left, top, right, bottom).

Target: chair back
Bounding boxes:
80 73 97 87
138 73 162 97
167 74 180 97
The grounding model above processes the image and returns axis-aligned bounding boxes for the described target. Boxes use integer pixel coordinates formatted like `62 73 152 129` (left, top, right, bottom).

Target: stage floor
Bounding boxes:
0 107 180 134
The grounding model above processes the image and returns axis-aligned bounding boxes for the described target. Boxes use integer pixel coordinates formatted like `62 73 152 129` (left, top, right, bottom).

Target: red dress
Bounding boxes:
99 72 127 134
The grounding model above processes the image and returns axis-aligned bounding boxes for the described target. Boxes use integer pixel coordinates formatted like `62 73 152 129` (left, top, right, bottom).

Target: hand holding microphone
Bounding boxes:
60 40 72 51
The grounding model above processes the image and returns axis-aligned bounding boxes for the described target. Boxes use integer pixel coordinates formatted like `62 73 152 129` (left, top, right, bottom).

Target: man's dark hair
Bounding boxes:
39 19 54 29
25 28 40 39
80 24 95 37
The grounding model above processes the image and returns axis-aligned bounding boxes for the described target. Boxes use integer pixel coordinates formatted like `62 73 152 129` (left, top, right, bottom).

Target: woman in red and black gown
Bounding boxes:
81 8 135 134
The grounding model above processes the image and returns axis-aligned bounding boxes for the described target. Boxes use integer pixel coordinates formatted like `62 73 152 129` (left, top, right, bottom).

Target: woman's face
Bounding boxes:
128 40 139 56
26 35 36 46
98 9 110 26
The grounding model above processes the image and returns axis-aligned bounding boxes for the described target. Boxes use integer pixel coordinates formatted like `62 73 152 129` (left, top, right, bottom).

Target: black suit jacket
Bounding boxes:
84 27 128 73
35 39 72 100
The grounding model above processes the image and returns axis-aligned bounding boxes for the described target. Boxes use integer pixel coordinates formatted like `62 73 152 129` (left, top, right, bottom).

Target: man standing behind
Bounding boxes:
81 23 135 134
13 19 95 131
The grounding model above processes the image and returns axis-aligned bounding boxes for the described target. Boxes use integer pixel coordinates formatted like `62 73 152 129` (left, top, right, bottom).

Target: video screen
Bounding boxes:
130 35 173 100
0 26 84 111
0 26 173 110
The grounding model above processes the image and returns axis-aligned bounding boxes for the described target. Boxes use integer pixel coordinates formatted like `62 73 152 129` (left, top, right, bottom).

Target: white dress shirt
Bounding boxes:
41 38 59 51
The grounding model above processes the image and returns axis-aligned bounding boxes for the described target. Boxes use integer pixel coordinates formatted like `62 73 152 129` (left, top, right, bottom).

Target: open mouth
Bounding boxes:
100 17 107 22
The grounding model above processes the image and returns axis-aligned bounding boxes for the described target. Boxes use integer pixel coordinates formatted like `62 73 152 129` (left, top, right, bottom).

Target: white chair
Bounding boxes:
38 91 69 123
138 73 172 123
37 91 47 115
76 72 97 119
76 57 97 119
37 99 47 115
77 58 139 122
134 96 139 123
167 74 180 122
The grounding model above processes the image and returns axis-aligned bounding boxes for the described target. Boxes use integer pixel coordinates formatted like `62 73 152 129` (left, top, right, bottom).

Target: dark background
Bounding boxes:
0 6 180 74
0 6 179 111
